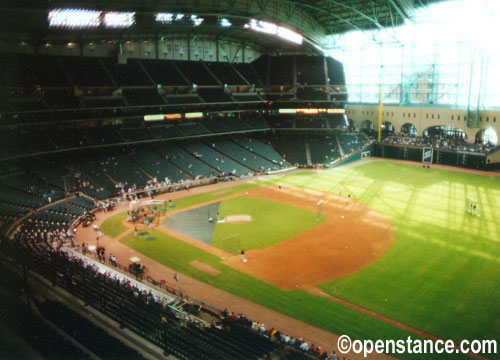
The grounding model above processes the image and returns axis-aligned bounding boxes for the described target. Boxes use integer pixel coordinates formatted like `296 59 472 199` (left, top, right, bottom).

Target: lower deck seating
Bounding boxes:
211 140 276 172
309 136 340 165
129 148 189 183
39 300 146 360
233 138 289 167
271 136 308 165
0 202 29 229
2 240 288 360
20 196 97 240
0 174 64 202
0 189 46 209
154 143 217 178
65 161 117 200
98 154 150 187
182 141 252 176
338 132 369 154
0 292 89 360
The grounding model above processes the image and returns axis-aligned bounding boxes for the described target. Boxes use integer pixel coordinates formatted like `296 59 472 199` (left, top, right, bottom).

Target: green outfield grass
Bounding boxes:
276 163 500 347
212 196 325 253
100 211 128 237
107 161 499 359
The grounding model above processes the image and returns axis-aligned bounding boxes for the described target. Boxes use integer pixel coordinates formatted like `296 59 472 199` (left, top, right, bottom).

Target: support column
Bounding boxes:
216 36 219 62
323 56 328 85
155 33 159 59
378 83 384 142
293 55 297 86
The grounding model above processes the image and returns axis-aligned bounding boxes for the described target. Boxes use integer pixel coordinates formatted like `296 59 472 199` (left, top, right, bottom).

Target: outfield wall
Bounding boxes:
375 143 487 169
332 143 375 168
486 149 500 170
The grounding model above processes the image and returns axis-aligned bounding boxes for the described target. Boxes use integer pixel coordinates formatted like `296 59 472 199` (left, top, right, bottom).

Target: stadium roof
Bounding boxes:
0 0 447 53
296 0 444 33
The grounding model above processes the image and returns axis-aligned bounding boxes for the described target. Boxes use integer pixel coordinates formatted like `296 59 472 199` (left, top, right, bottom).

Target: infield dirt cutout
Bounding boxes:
223 184 394 290
189 260 221 276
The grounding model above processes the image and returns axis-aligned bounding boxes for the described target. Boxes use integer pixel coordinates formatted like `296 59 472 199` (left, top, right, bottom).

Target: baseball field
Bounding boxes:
101 160 500 359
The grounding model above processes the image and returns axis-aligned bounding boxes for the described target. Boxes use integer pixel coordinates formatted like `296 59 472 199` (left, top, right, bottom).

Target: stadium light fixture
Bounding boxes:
48 8 102 29
190 15 204 26
103 11 135 29
156 12 174 24
220 18 232 27
175 14 185 21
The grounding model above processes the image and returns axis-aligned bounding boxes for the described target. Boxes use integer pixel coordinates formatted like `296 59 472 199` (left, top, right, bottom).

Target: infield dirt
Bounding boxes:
224 184 394 289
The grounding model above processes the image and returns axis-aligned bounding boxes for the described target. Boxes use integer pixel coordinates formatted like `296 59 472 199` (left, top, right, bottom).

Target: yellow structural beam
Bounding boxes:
377 83 384 142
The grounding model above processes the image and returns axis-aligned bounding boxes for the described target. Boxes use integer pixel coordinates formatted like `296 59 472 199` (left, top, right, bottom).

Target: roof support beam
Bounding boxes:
279 0 364 32
386 0 410 20
314 0 385 30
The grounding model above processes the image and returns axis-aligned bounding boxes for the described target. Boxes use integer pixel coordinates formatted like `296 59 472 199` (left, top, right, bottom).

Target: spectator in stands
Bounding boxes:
329 350 338 360
109 253 117 266
299 340 309 352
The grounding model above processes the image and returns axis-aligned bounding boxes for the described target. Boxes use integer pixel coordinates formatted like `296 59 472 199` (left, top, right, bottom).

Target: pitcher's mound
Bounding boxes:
225 215 252 224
